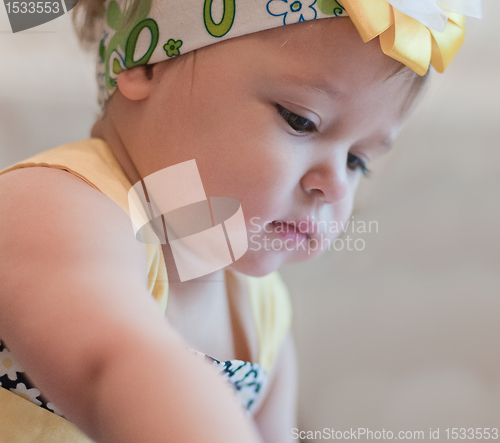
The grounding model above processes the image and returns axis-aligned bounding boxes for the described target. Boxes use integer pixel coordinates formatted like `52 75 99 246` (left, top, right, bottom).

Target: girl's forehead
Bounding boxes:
242 19 404 93
155 17 418 122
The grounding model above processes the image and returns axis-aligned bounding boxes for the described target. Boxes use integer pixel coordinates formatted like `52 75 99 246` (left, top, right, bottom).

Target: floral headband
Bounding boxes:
95 0 481 106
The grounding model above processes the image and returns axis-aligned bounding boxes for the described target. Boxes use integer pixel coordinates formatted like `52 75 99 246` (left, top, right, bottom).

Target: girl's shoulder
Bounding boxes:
0 138 142 269
0 164 109 214
0 164 148 295
0 163 130 233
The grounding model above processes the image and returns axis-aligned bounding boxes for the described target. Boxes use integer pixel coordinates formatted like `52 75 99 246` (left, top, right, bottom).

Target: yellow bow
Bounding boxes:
340 0 465 75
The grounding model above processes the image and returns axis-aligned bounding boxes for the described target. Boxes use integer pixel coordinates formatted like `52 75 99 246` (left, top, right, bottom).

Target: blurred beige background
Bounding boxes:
1 2 499 440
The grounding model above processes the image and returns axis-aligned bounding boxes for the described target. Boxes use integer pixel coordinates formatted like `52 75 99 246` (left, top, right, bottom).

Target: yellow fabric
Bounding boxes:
430 13 465 73
247 272 293 373
341 0 393 42
0 138 293 442
380 9 432 76
341 0 466 75
0 388 93 443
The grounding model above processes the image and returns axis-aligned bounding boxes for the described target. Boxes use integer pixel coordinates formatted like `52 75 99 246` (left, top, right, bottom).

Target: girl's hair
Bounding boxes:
73 0 142 50
392 64 431 116
72 0 107 50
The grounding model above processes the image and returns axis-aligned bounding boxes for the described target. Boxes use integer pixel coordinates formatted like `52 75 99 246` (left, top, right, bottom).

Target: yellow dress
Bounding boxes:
0 138 293 442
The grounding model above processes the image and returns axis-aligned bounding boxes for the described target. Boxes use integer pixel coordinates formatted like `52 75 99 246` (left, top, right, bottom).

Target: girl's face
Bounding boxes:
117 18 421 277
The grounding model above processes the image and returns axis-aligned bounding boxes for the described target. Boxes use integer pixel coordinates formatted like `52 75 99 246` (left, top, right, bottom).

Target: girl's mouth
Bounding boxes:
268 220 311 242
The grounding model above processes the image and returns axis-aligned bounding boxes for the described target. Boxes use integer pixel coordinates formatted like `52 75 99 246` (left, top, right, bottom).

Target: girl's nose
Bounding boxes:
299 157 349 204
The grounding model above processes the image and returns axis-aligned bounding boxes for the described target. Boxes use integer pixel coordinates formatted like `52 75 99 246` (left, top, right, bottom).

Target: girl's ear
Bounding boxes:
117 65 153 101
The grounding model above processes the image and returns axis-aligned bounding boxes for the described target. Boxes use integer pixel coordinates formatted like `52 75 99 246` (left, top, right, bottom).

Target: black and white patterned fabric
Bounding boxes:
190 349 268 413
0 340 63 416
0 339 267 417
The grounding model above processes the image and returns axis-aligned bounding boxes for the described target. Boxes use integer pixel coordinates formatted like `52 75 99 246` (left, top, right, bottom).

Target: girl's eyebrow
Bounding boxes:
372 136 395 156
359 134 395 156
382 138 394 151
280 74 342 100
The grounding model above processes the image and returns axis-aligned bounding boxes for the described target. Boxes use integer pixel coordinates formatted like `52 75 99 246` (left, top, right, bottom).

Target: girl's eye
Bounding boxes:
276 104 317 134
347 153 371 177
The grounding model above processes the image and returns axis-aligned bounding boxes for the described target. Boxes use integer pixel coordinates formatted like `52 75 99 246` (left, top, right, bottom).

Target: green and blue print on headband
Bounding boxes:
93 0 481 106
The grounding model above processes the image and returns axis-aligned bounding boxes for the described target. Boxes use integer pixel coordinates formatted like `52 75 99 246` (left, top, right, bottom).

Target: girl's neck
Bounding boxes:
90 108 143 188
161 241 227 297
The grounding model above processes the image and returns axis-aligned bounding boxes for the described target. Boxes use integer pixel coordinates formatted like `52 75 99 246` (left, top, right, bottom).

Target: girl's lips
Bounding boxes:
268 220 312 241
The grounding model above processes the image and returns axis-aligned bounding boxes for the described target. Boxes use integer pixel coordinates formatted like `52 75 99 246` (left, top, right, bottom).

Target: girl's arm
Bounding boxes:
0 167 261 443
253 332 298 443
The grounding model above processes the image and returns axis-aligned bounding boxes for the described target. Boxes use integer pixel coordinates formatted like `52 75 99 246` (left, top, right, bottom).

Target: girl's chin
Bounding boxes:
229 246 325 277
229 249 286 277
